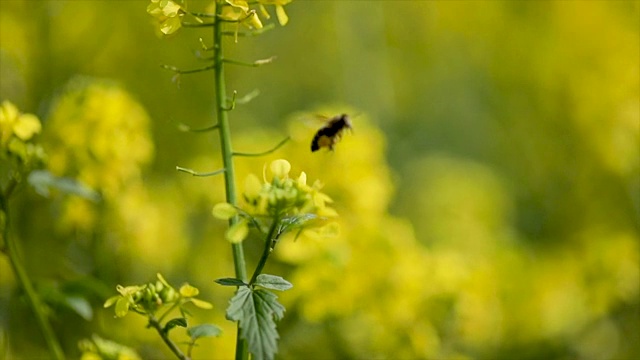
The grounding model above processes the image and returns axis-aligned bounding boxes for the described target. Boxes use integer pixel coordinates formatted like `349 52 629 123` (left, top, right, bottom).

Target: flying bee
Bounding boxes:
311 114 353 152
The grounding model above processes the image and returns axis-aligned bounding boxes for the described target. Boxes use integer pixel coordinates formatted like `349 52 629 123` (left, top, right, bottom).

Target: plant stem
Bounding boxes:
0 193 65 360
213 1 248 359
148 315 190 360
249 219 280 285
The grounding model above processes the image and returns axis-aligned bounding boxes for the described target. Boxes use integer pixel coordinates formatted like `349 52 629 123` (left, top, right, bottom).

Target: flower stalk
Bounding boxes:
213 1 249 359
1 187 65 360
249 217 280 285
148 315 190 360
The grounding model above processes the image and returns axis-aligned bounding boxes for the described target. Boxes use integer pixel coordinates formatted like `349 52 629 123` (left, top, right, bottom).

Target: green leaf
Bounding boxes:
278 214 320 236
27 170 100 202
163 317 187 334
215 278 247 287
188 324 223 340
63 295 93 320
254 274 292 291
226 287 285 360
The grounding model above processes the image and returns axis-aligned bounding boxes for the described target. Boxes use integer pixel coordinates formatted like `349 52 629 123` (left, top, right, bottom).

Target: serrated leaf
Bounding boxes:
254 289 285 321
163 317 187 334
215 278 247 287
254 274 292 291
188 324 222 340
226 287 285 360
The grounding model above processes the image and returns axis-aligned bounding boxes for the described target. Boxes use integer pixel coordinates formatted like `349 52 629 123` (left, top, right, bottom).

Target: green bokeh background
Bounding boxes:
1 1 638 359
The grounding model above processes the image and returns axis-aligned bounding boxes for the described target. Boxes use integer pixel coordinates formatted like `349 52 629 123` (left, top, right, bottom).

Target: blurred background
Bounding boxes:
1 0 638 359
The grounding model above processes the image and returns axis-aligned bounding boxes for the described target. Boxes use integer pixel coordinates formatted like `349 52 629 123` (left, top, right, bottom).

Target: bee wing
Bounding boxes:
296 114 332 129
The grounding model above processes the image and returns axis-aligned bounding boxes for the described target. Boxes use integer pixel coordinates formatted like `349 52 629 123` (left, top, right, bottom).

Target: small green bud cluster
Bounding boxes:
104 273 212 318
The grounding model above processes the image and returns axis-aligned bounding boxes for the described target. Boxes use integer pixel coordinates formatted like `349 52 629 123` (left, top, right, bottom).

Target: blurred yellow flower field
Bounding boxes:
0 0 637 359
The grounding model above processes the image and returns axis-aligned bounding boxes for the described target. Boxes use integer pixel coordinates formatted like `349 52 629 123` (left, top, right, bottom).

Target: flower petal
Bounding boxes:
275 5 288 26
226 219 249 243
212 202 238 220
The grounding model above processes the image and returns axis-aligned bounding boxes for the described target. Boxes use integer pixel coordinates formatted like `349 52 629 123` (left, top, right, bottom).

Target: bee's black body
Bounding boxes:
311 114 352 152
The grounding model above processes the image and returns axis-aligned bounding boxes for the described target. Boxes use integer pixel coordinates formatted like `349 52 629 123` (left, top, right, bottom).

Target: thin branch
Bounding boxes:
177 122 220 133
221 23 276 37
233 136 290 157
222 90 238 111
176 166 225 177
148 315 190 360
162 64 215 75
198 38 214 52
249 218 281 286
223 56 276 67
182 22 215 28
157 299 182 324
188 11 216 18
1 194 65 360
235 89 260 105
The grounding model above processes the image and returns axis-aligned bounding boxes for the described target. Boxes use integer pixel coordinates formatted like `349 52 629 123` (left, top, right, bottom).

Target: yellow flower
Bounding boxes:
147 0 184 35
221 1 263 30
258 0 292 26
0 100 42 145
0 100 45 165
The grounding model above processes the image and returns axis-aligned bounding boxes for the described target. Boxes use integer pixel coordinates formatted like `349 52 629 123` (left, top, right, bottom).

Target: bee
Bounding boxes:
310 114 353 152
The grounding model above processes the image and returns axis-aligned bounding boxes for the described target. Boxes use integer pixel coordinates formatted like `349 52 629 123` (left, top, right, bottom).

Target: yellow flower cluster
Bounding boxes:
147 0 184 35
244 159 336 218
45 79 153 202
146 0 294 35
225 0 293 28
0 100 45 165
213 159 336 243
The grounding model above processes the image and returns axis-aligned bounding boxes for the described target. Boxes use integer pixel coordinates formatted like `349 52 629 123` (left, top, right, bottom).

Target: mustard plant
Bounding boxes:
110 1 337 360
0 101 61 360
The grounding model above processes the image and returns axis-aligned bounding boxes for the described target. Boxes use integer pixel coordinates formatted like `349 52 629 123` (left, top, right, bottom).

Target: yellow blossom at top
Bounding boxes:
258 0 292 25
222 0 263 30
147 0 184 35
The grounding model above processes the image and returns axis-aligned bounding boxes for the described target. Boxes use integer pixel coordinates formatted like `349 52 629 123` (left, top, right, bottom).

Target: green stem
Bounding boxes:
249 218 280 286
213 2 248 359
148 315 190 360
0 192 65 360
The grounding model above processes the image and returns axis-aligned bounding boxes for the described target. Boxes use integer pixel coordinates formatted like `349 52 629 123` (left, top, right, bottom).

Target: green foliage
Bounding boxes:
226 285 286 360
163 318 188 334
188 324 223 340
215 278 248 287
254 274 292 291
27 170 99 202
